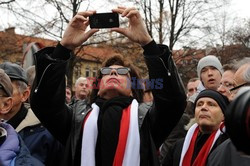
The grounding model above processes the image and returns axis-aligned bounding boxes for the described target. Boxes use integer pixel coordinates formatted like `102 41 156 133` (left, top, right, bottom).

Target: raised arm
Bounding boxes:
112 7 187 148
30 11 99 145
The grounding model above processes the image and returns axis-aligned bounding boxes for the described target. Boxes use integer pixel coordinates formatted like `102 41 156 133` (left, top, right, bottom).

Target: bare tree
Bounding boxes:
2 0 128 87
227 19 250 48
131 0 229 50
0 0 15 5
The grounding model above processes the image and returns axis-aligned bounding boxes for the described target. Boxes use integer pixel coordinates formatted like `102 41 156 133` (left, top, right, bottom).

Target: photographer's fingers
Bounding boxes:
73 15 87 24
77 10 96 17
112 6 125 15
112 7 138 18
73 11 96 25
122 7 137 17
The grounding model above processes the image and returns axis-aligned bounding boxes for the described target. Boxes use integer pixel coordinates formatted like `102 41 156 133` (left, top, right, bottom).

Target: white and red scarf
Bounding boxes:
179 123 224 166
80 99 140 166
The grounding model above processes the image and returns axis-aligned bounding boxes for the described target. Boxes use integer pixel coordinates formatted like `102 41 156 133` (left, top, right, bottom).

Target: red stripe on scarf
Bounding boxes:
82 111 91 128
182 127 199 166
183 127 217 166
113 104 131 166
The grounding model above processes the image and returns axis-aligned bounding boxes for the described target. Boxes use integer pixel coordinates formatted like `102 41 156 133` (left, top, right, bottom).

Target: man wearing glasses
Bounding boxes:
217 64 237 101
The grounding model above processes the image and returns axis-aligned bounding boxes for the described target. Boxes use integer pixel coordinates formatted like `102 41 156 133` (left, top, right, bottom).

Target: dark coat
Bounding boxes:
159 112 190 163
30 41 187 166
162 132 228 166
13 136 44 166
207 139 250 166
16 104 64 166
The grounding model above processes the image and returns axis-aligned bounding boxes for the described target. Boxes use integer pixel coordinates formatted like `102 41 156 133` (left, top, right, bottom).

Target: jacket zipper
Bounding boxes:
159 57 171 76
34 64 53 93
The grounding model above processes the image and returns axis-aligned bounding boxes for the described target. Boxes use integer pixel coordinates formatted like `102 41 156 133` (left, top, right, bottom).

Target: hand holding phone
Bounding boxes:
89 12 119 29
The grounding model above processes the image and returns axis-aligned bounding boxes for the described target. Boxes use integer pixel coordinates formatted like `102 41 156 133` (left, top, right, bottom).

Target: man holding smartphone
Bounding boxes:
31 7 186 166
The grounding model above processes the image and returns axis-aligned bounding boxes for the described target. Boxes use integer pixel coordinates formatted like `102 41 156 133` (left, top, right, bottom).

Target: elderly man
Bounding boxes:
72 77 90 102
0 62 63 165
0 69 43 166
163 89 229 166
30 7 186 166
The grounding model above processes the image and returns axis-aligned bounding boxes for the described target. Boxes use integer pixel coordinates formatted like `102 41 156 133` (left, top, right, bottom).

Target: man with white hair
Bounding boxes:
74 77 90 101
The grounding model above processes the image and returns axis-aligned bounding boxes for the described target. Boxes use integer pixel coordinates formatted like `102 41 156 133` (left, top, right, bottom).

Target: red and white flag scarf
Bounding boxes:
179 123 224 166
80 99 140 166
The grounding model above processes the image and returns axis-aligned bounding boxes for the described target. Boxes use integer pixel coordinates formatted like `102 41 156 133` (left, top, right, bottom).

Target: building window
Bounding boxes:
85 67 90 77
92 67 97 77
74 63 81 79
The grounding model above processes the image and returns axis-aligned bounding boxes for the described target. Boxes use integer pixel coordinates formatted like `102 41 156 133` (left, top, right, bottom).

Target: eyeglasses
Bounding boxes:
229 82 250 93
219 82 234 89
100 67 130 75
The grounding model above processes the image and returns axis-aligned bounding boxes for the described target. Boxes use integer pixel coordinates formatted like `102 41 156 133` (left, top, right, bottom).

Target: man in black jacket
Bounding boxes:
163 89 229 166
30 7 186 166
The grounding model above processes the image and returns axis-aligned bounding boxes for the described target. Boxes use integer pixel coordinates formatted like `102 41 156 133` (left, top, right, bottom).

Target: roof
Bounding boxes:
0 28 119 63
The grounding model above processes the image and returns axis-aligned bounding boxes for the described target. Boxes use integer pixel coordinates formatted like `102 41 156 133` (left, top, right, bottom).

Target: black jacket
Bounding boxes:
162 132 228 166
207 139 250 166
30 41 186 166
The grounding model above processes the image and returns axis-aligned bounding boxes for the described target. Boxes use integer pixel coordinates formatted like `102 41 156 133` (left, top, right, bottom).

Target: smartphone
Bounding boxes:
89 12 119 29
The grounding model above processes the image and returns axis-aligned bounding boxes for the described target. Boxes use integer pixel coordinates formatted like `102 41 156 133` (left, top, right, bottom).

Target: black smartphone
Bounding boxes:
89 12 119 29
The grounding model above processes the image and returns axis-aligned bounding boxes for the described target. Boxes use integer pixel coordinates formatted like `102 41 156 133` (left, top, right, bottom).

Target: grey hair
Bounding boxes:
243 65 250 83
25 65 35 87
234 57 250 70
75 77 87 87
14 80 28 93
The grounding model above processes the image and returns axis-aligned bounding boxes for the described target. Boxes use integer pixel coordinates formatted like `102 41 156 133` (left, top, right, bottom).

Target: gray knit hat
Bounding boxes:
197 55 223 79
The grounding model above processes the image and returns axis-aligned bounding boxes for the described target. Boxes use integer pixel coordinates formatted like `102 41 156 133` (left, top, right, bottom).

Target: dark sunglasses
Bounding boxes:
100 67 130 75
230 82 250 93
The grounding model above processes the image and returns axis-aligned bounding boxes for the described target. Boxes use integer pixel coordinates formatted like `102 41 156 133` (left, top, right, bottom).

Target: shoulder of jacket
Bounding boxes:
138 102 153 128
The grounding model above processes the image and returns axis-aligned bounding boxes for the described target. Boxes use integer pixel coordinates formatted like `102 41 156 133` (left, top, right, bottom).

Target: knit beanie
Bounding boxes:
194 89 229 114
197 55 223 79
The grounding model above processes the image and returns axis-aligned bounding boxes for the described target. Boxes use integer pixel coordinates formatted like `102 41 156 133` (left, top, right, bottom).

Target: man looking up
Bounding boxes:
30 7 187 166
197 55 223 91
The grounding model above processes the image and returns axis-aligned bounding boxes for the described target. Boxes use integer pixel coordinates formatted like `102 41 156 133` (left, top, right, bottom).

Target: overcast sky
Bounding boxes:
0 0 249 29
0 0 249 49
229 0 250 19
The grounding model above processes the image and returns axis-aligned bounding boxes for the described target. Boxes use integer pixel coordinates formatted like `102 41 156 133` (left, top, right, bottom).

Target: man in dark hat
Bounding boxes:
163 89 229 166
0 62 64 166
0 62 30 122
0 68 13 118
0 68 43 166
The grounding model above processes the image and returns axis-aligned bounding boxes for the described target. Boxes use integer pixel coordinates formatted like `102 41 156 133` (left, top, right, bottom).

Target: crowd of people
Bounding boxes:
0 6 249 166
